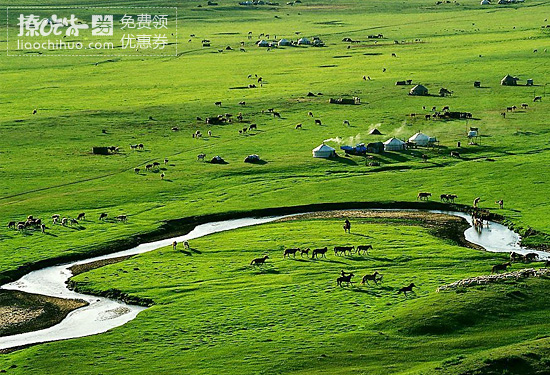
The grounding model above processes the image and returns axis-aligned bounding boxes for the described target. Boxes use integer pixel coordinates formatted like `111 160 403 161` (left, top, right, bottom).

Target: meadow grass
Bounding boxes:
0 0 550 372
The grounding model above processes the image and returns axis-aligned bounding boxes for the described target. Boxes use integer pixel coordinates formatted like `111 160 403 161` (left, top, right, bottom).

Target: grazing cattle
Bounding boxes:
337 273 354 287
300 248 310 257
308 111 314 117
99 213 108 220
425 114 431 120
295 123 302 129
69 218 78 226
391 53 397 57
417 192 432 201
534 96 542 102
356 245 373 255
196 117 203 121
172 127 179 131
398 283 416 296
450 151 460 158
250 255 269 266
8 221 16 229
184 241 190 249
314 119 322 125
145 164 153 171
492 262 511 273
239 101 246 106
506 106 514 112
273 112 281 118
138 143 144 150
334 246 354 256
410 113 416 118
40 224 46 233
242 127 248 133
116 215 128 222
130 144 138 150
153 162 161 168
343 120 350 126
53 217 58 225
215 101 222 106
521 103 528 109
164 159 169 165
134 168 140 174
432 106 437 112
61 217 68 226
249 124 257 130
442 105 450 112
343 219 351 233
501 112 506 118
160 173 165 180
197 153 206 161
17 223 25 231
361 271 382 285
283 248 300 258
311 247 328 259
524 253 539 262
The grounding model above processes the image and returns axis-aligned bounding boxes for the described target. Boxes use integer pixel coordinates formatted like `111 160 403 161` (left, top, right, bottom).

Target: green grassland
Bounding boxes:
2 217 550 374
1 0 550 373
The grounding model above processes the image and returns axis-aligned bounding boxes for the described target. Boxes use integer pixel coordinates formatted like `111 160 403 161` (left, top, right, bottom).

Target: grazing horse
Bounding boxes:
533 96 542 102
116 215 128 222
300 248 310 257
334 246 354 256
398 283 416 296
314 119 322 125
77 213 86 220
337 273 354 287
311 247 328 259
523 253 539 262
250 255 269 266
491 262 511 273
473 197 481 208
283 248 300 258
215 101 222 106
343 219 351 233
417 192 431 201
510 251 522 262
361 271 382 285
356 245 373 255
197 153 206 161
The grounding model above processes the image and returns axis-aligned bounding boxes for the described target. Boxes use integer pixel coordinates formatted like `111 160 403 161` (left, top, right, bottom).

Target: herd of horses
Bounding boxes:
281 244 373 259
7 212 128 233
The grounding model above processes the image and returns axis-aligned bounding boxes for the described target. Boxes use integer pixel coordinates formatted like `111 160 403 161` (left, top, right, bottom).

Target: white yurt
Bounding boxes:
312 144 336 158
480 0 490 5
278 38 292 46
297 37 311 45
383 137 406 151
257 40 270 47
408 132 431 146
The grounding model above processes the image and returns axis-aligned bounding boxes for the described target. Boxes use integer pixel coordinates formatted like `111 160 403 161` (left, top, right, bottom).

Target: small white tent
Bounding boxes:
278 38 292 46
312 144 336 158
480 0 490 5
408 132 432 146
297 37 311 45
257 40 270 47
383 137 406 151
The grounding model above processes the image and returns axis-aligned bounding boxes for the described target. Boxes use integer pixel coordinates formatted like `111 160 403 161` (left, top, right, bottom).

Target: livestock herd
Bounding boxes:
7 211 128 234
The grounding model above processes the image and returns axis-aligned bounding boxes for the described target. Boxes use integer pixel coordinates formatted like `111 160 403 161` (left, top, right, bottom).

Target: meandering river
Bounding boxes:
0 210 546 350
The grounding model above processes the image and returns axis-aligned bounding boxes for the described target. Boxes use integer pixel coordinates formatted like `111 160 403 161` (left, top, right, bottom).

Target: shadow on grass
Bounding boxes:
189 247 202 254
329 156 358 166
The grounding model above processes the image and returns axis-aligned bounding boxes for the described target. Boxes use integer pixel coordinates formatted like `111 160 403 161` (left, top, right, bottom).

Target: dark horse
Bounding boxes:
337 273 354 287
343 219 351 233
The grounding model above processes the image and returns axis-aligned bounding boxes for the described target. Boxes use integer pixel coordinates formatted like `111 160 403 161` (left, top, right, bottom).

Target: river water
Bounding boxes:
0 210 545 350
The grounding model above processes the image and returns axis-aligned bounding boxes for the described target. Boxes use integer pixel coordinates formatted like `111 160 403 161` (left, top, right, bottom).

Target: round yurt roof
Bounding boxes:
313 144 335 152
409 85 428 95
384 137 405 145
409 132 430 142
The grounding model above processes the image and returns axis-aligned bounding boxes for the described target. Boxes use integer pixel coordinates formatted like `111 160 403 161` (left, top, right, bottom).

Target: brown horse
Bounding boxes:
398 283 416 296
491 262 511 273
361 271 382 285
283 248 300 258
337 273 354 287
312 247 328 259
